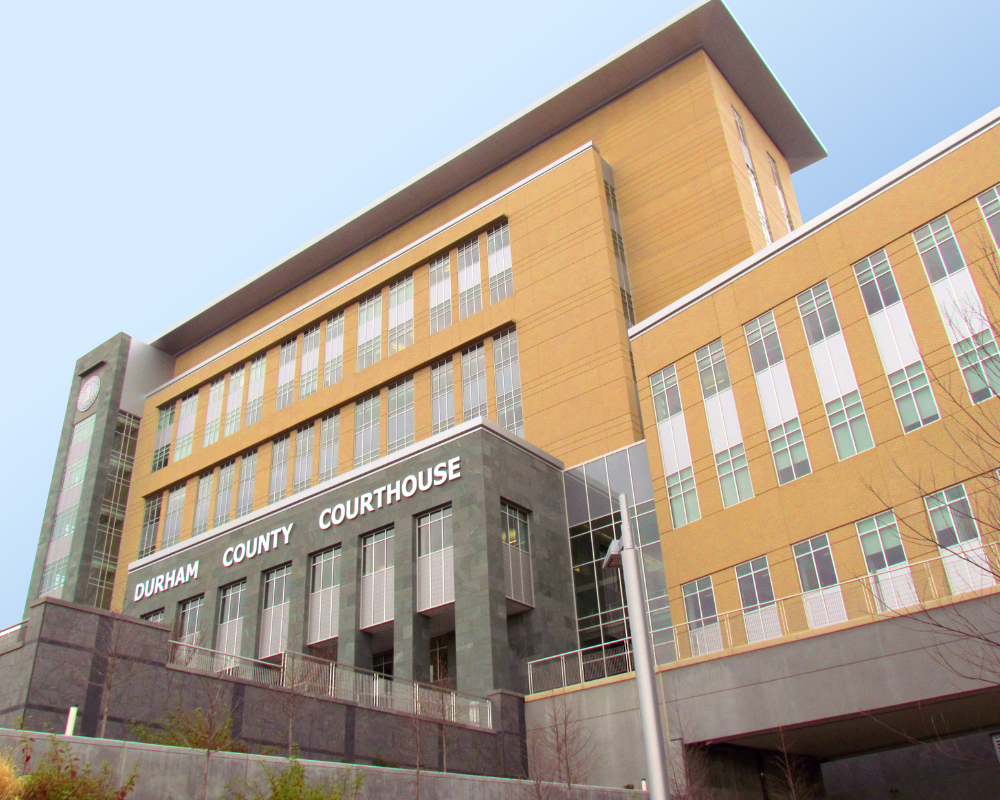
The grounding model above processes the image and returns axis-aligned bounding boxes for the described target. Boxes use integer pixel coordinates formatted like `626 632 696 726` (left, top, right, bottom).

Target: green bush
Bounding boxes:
18 737 136 800
225 758 363 800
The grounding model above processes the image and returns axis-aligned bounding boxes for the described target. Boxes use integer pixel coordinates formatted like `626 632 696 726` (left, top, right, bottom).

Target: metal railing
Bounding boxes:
528 542 1000 694
0 621 26 655
167 644 493 731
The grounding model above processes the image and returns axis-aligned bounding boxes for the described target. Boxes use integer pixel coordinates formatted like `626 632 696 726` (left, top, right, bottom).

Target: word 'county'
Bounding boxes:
318 457 461 529
222 524 293 567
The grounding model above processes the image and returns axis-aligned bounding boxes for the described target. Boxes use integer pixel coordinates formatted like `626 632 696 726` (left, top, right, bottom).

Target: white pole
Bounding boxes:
618 493 670 800
64 706 78 737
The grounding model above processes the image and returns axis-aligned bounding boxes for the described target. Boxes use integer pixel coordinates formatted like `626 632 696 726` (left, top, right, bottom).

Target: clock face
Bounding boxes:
77 375 101 412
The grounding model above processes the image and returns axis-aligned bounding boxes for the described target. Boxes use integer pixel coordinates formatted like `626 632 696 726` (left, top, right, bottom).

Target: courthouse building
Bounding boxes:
20 0 1000 794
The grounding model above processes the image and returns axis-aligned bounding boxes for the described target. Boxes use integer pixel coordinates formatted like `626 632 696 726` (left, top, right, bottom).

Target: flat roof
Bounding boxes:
150 0 825 357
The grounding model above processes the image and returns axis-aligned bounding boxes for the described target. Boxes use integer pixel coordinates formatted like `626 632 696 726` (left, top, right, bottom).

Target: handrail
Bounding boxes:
528 542 1000 694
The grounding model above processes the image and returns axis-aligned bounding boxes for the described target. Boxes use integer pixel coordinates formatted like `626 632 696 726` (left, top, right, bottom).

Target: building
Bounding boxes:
17 0 1000 795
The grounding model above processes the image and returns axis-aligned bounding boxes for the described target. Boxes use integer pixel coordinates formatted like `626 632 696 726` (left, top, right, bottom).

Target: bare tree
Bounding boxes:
764 728 821 800
526 692 597 797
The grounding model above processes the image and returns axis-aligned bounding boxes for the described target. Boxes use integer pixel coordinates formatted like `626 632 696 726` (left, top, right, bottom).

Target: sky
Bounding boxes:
0 0 997 625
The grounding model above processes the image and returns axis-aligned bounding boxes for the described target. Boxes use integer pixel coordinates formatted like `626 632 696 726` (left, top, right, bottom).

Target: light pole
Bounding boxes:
603 492 670 800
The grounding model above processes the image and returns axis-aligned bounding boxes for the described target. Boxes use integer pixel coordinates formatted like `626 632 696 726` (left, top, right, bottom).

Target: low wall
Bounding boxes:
0 730 643 800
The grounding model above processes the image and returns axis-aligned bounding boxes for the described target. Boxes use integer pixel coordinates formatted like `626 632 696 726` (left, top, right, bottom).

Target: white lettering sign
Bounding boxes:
223 523 293 568
134 561 199 602
318 457 461 530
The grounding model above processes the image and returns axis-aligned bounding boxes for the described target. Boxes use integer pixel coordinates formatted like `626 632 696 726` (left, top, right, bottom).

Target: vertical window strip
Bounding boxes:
768 154 794 233
979 185 1000 248
888 362 940 432
500 501 529 552
457 238 482 319
224 366 245 436
173 394 198 461
151 404 175 472
795 282 841 346
362 528 394 576
682 577 718 628
716 444 753 507
245 356 266 425
733 108 772 245
926 484 980 549
51 415 97 541
192 471 214 536
696 339 731 400
357 292 383 370
387 376 415 454
203 378 225 447
825 391 874 459
857 511 907 573
418 505 454 556
431 359 455 434
354 393 381 468
743 310 785 372
913 215 967 283
666 467 699 528
388 273 415 355
217 580 245 657
793 534 839 592
39 558 69 597
138 495 162 559
736 556 776 612
853 250 901 315
293 424 314 494
268 435 290 504
650 365 682 422
178 596 203 645
235 450 257 518
461 343 488 420
605 182 635 326
319 412 340 482
299 325 321 399
214 461 235 527
161 485 186 549
487 222 513 304
311 547 341 591
276 339 297 411
324 312 345 386
493 328 523 436
768 418 810 484
428 254 452 334
954 331 1000 403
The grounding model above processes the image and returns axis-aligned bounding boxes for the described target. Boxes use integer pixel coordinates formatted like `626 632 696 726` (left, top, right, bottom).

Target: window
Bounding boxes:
308 546 341 645
235 450 257 518
853 250 901 315
203 378 225 447
716 444 753 506
826 391 874 458
354 392 380 468
428 253 452 334
494 328 523 436
501 501 529 552
39 558 68 597
418 505 454 556
268 434 290 504
276 339 297 411
768 418 810 484
461 342 487 420
954 331 1000 403
793 533 839 592
487 222 513 304
925 484 979 549
263 565 290 610
372 652 393 677
319 412 339 482
245 355 266 425
311 547 341 593
457 237 482 319
796 282 841 346
650 365 682 422
361 527 394 629
736 557 775 612
293 425 313 493
979 185 1000 248
161 485 186 549
141 609 164 624
192 472 214 536
299 325 321 399
51 414 96 541
357 292 382 370
152 404 174 472
362 528 394 576
387 376 414 454
431 359 455 434
173 394 198 461
214 461 235 527
605 181 635 325
696 339 731 399
430 635 449 684
260 565 291 659
177 596 203 646
224 366 245 436
857 512 907 573
388 273 414 355
888 361 939 432
733 108 771 245
914 215 966 283
667 467 700 528
743 311 784 372
217 581 244 657
682 577 718 630
324 312 345 386
138 495 162 559
768 154 794 233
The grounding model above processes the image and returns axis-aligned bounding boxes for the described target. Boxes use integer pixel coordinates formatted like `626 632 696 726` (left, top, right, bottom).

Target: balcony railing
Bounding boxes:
167 645 493 731
0 621 26 655
528 542 1000 694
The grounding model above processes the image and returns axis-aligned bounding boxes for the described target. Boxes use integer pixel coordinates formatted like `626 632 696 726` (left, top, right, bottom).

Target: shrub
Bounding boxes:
18 737 136 800
0 753 21 800
225 758 363 800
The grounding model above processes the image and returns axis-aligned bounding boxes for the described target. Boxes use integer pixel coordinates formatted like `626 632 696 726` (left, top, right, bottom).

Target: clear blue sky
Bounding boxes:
1 0 997 624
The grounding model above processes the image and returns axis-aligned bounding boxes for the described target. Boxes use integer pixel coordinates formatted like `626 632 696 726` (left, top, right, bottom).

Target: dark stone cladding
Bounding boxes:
126 421 579 699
